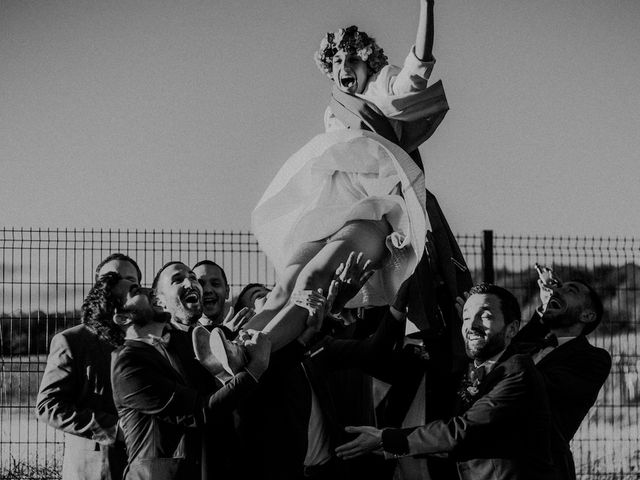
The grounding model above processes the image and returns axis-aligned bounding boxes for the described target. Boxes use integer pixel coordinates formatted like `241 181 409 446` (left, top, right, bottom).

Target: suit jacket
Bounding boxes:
235 310 404 480
36 324 127 480
167 327 242 480
515 313 612 480
370 339 463 480
382 353 557 480
111 335 257 480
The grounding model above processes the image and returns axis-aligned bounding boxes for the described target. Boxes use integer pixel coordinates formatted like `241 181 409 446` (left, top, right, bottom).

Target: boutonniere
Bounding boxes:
457 365 485 408
466 384 480 397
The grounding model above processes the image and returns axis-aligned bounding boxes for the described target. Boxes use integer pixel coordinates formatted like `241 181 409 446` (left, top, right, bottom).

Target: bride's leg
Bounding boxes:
206 221 389 375
263 220 390 351
242 241 326 332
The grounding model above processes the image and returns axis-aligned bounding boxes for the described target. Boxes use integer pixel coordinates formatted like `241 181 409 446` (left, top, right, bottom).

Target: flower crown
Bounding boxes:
314 25 388 80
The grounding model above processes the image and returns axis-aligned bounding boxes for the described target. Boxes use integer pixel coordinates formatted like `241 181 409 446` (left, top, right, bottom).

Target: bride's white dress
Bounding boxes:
252 48 440 307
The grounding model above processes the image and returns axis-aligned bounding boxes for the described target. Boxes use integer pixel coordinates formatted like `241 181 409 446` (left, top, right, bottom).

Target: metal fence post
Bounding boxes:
482 230 494 284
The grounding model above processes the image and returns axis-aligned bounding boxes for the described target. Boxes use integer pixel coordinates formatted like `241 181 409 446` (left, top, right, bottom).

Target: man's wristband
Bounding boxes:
381 428 410 456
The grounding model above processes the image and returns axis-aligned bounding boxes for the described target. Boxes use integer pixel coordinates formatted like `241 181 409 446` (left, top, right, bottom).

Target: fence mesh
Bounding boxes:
0 228 638 479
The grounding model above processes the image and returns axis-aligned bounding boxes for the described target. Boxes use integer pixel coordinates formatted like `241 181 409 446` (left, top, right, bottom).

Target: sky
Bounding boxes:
1 0 639 237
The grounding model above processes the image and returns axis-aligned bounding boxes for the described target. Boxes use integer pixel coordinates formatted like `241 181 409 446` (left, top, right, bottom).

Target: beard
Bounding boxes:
168 299 202 327
541 308 578 330
465 330 507 362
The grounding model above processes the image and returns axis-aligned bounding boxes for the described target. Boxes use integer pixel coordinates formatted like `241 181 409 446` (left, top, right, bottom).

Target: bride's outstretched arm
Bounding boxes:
415 0 435 62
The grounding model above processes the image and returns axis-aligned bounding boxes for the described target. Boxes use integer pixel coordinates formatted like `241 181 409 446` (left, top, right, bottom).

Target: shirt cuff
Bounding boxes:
381 428 410 456
405 46 435 79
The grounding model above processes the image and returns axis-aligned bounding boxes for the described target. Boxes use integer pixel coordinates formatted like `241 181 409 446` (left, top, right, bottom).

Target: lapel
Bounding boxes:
378 349 427 427
476 348 515 396
123 339 185 384
87 327 114 372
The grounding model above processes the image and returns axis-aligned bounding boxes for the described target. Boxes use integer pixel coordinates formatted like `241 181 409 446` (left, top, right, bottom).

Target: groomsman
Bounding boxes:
150 260 256 478
192 260 230 328
515 275 611 480
36 253 140 480
81 272 270 480
336 284 556 480
151 261 203 332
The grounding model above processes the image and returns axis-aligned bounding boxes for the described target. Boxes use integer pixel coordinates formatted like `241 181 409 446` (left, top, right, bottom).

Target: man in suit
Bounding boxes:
192 260 231 328
515 276 612 480
237 290 405 480
151 260 255 479
335 283 556 480
80 271 270 480
36 253 141 480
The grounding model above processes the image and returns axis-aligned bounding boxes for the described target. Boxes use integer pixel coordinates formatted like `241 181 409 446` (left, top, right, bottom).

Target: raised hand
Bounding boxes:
242 330 271 380
291 288 327 333
222 306 255 333
534 263 561 310
329 251 375 313
535 263 561 288
291 288 328 346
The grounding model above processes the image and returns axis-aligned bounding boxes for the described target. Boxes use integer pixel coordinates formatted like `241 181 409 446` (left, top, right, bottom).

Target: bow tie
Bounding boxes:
148 332 171 347
469 364 486 384
542 333 558 348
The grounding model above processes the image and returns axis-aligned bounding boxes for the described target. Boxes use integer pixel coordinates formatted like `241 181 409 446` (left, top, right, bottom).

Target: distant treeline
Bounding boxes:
1 263 637 355
1 311 80 356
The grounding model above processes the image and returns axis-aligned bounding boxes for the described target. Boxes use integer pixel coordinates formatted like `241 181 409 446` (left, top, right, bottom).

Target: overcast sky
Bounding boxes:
1 0 639 236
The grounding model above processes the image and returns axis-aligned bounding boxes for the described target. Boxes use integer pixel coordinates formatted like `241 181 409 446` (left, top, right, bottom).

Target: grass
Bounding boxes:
1 456 60 480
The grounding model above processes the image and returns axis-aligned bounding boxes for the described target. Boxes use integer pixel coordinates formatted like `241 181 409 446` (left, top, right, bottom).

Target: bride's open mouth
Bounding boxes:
182 289 201 305
340 74 356 89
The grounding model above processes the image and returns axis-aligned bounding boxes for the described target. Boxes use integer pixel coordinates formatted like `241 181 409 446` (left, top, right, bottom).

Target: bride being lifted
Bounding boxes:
201 0 449 372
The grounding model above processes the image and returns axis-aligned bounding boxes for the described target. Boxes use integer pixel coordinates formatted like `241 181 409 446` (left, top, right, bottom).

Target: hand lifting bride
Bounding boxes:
195 0 454 375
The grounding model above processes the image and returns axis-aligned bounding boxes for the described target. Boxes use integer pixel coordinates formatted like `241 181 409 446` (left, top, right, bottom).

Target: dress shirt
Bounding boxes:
474 348 506 376
302 365 332 467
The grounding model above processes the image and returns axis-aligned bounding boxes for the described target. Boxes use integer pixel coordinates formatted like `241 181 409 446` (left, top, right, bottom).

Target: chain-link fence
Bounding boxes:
0 228 638 479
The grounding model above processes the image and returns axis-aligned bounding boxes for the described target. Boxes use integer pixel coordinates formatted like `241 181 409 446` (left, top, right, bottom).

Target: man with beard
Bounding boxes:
152 261 204 331
82 272 270 480
192 260 230 328
515 276 611 480
37 252 140 480
335 283 556 480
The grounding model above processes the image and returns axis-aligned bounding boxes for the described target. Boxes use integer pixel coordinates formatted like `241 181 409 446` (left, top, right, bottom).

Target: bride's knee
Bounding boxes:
264 284 290 310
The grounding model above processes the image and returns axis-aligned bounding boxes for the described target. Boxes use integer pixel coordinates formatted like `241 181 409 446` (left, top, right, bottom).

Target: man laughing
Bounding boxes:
152 261 203 331
192 260 230 328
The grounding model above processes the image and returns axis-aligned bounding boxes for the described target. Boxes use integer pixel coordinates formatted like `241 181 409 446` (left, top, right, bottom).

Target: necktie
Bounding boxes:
148 332 171 347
